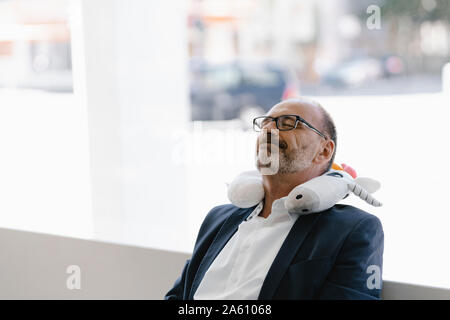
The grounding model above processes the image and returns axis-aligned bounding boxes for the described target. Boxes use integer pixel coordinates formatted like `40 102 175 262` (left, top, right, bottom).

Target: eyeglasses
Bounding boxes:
253 114 327 139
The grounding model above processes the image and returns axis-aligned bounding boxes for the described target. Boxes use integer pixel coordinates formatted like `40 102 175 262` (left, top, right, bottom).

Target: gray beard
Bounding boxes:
256 148 313 174
277 149 312 174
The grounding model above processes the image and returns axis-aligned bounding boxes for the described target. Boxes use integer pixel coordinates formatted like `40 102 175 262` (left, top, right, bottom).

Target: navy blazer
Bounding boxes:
165 203 384 300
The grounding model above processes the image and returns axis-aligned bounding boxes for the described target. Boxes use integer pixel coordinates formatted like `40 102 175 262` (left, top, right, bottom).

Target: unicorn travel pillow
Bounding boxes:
227 163 382 215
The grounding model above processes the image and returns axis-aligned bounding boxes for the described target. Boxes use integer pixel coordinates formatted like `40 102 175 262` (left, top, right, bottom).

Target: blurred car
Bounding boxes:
190 60 300 122
321 56 384 88
380 55 404 77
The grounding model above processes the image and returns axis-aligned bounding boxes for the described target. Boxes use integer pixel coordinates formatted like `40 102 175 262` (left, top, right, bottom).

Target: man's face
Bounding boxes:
255 100 325 174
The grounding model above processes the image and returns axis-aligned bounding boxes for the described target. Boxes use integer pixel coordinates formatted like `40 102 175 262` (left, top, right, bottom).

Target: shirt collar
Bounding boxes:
245 201 263 221
245 197 298 222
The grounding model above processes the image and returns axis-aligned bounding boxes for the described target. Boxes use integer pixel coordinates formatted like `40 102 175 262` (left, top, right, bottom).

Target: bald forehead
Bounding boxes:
267 98 323 128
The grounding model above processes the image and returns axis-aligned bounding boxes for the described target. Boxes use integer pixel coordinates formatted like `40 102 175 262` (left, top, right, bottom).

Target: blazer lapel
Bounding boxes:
258 212 323 299
189 206 256 299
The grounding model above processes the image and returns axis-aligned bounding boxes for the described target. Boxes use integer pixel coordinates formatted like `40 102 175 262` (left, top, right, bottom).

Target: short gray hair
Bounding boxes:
318 105 337 172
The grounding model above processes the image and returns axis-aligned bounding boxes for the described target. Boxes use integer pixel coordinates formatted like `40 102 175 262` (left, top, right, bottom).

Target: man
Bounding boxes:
165 98 384 300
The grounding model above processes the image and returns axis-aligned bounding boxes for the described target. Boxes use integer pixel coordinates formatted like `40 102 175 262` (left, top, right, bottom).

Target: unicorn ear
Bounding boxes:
354 177 381 194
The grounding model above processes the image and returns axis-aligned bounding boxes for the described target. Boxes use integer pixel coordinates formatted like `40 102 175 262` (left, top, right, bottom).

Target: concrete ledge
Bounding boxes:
381 280 450 300
0 227 449 299
0 227 190 299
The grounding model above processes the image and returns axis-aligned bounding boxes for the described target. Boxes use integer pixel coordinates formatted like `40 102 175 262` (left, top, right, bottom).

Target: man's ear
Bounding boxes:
314 139 335 165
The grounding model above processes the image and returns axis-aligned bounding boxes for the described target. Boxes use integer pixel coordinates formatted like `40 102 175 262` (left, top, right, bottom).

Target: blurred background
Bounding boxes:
1 0 450 290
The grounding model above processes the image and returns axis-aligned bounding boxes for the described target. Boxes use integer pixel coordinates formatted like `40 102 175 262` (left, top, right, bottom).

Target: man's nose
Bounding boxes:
261 125 279 144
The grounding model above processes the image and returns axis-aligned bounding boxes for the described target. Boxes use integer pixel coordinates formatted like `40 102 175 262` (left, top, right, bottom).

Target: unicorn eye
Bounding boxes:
326 172 343 178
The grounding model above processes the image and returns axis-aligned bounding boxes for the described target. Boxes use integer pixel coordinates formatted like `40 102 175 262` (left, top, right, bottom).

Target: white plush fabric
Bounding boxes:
227 171 264 208
227 169 382 214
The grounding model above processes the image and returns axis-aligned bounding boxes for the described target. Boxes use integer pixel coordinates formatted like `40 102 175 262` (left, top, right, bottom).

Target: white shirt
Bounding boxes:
194 197 300 300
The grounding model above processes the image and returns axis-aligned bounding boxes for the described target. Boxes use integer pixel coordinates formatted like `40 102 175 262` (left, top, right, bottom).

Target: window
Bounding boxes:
0 0 92 238
185 0 450 290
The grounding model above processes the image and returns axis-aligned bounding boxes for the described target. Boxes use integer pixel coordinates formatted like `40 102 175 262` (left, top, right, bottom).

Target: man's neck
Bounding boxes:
259 166 321 218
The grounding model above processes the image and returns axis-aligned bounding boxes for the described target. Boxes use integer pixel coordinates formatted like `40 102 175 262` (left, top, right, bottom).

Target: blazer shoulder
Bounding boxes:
197 204 242 237
321 204 383 232
192 203 247 254
203 203 239 223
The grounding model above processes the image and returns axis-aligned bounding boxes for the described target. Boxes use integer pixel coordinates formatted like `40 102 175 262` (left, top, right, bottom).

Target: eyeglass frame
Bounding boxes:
253 114 327 139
